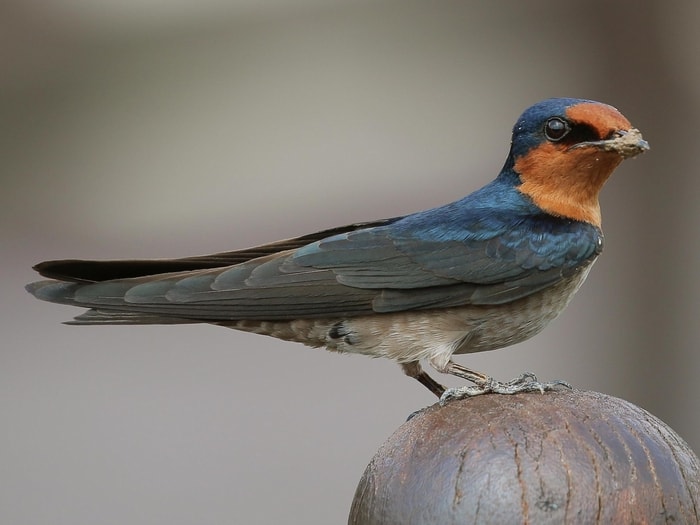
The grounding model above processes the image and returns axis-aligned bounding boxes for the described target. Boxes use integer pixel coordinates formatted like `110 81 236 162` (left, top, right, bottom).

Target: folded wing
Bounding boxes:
27 210 602 323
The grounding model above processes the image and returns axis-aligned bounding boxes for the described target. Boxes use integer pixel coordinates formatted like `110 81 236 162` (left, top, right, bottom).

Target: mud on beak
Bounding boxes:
570 128 650 159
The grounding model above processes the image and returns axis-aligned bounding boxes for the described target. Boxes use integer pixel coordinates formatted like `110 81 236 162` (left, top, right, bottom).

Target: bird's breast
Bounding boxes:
448 263 594 355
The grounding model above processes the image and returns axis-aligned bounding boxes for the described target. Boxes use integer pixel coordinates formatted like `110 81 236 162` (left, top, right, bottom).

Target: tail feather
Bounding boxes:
32 218 399 283
68 309 199 325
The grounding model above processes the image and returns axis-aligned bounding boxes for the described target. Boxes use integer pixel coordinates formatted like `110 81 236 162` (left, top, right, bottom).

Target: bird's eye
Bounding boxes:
544 117 570 141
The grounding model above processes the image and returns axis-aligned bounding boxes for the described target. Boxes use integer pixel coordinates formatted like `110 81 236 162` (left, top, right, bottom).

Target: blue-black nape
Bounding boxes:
507 98 595 161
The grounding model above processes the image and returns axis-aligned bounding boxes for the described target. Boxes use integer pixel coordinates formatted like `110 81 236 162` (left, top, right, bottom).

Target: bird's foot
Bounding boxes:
439 372 571 404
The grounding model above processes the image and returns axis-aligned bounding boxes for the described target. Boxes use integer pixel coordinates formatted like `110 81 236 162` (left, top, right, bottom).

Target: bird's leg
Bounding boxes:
434 359 571 403
400 361 446 398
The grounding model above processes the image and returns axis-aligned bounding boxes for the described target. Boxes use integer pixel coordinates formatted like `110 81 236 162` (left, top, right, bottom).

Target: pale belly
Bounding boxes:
224 263 593 369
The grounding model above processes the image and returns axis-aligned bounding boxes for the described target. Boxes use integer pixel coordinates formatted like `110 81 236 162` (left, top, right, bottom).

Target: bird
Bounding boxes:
26 98 649 401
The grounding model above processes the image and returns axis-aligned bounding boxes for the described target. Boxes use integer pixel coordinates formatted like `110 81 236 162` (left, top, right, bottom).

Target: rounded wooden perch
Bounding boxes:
349 390 700 524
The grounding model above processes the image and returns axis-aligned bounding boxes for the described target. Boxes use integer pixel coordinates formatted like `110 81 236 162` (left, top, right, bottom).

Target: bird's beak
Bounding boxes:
569 128 650 159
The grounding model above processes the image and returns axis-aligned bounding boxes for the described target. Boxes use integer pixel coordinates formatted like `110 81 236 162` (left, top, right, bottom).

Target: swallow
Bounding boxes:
26 98 649 401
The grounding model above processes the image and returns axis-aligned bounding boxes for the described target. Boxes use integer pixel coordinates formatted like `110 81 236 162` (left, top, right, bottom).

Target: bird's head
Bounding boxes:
506 98 649 227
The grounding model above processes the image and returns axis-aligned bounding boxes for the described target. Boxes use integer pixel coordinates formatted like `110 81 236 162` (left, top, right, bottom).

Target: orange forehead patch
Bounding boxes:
566 102 632 137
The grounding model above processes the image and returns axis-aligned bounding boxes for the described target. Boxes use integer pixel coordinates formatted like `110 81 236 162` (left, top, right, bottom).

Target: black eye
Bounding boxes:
544 117 570 141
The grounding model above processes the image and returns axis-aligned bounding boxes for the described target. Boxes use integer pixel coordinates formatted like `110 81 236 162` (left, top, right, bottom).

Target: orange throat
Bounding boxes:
514 143 623 227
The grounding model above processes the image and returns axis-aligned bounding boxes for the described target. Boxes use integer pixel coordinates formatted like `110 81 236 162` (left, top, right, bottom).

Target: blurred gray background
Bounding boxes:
3 1 699 523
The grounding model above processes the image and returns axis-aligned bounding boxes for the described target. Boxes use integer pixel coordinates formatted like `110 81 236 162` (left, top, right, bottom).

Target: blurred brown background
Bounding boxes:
3 1 699 523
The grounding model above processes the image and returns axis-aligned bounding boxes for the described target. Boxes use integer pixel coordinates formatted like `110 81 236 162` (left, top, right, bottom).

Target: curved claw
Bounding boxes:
439 372 571 404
